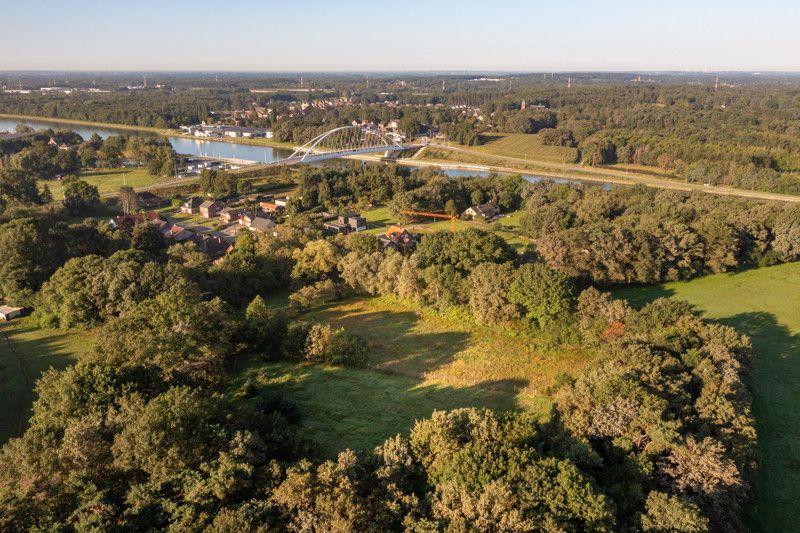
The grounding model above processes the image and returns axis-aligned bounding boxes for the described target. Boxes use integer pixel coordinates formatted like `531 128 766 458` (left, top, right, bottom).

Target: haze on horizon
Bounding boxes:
2 0 799 72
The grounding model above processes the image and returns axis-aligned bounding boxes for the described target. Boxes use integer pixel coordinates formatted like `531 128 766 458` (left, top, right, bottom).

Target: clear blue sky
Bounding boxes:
2 0 798 71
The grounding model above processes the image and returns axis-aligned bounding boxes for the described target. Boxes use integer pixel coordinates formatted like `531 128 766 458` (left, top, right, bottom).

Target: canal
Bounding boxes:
0 117 612 188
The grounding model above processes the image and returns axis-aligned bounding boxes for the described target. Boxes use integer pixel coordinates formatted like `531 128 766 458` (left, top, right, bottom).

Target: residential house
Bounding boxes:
192 232 234 259
259 201 282 213
137 191 168 209
219 206 246 224
0 306 24 321
462 201 500 221
378 226 417 252
274 197 289 208
180 197 204 214
160 222 194 242
109 210 161 229
199 200 224 219
324 213 367 234
248 216 277 234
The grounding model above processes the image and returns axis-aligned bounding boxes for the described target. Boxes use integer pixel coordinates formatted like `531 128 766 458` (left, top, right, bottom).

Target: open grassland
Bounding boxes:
469 133 579 163
0 317 93 443
43 168 160 200
615 262 800 533
361 206 531 251
231 296 594 456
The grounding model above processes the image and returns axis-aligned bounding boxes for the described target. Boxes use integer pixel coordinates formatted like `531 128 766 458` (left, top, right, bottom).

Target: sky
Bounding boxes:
2 0 798 71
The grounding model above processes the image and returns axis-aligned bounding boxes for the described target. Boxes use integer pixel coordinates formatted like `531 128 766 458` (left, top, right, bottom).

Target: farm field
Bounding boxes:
0 317 93 443
231 296 595 456
615 262 800 532
468 133 579 163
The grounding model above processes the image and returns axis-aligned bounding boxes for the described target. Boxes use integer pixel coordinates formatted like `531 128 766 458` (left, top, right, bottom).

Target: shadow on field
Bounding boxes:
0 323 76 444
612 284 676 308
311 309 472 379
234 359 527 457
717 312 800 531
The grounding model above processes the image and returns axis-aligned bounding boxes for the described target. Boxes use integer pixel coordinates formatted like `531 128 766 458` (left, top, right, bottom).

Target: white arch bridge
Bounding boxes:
273 126 422 165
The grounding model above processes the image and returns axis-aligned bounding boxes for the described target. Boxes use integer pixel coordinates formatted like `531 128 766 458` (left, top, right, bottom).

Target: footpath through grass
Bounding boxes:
230 296 594 457
0 317 92 443
615 262 800 532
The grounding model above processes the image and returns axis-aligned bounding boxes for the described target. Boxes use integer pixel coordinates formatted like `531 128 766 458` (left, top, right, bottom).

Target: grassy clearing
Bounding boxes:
43 168 160 200
469 133 579 163
0 317 93 443
228 359 514 457
231 296 594 456
614 262 800 532
360 206 531 251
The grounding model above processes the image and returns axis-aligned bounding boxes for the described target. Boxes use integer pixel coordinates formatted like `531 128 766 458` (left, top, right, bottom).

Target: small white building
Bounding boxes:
0 306 24 321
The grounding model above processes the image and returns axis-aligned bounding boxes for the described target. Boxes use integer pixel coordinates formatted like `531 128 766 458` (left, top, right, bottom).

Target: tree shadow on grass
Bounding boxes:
231 358 527 458
0 322 80 444
713 312 800 532
308 308 472 380
611 284 676 308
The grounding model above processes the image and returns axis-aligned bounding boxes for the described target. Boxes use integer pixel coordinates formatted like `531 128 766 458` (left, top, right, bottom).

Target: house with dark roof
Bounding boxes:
248 216 277 234
192 232 234 259
180 197 204 214
219 206 246 224
137 191 168 209
199 200 224 219
324 213 367 234
463 201 500 221
109 210 162 229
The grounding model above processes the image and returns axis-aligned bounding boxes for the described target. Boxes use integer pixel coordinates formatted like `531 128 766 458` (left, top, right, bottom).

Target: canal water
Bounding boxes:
0 117 291 163
0 117 611 188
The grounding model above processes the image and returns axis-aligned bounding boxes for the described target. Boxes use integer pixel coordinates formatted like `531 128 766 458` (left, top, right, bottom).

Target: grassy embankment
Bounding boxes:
229 296 592 456
467 133 579 164
615 262 800 533
0 317 94 443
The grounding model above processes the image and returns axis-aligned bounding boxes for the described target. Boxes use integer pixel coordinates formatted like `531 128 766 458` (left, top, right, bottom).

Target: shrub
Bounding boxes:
288 279 341 310
303 323 368 367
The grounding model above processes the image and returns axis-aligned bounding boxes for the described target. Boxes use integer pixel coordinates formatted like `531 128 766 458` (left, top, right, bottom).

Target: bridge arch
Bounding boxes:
280 125 410 165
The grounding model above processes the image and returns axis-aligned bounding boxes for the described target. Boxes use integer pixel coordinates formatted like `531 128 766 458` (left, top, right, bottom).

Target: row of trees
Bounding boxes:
521 181 800 284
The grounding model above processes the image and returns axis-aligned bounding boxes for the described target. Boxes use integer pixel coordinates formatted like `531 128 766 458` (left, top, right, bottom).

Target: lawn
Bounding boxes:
360 206 531 251
614 262 800 532
0 317 93 444
44 168 160 200
231 296 595 456
466 133 579 164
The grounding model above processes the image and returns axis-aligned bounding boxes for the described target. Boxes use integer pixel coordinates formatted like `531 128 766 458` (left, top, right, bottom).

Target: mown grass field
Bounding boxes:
0 317 93 443
615 262 800 533
469 133 579 163
230 296 594 456
361 206 531 251
43 168 160 200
